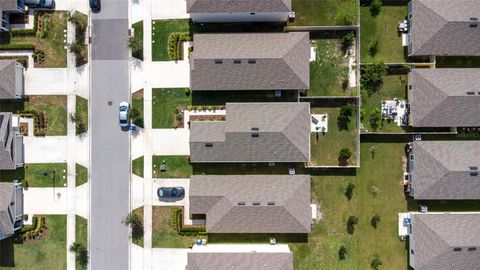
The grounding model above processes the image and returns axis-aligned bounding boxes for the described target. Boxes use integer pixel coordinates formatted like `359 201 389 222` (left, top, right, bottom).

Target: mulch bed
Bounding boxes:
189 115 225 121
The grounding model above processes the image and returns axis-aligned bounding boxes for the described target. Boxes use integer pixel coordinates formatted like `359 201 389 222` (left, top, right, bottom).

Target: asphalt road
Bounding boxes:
89 0 130 269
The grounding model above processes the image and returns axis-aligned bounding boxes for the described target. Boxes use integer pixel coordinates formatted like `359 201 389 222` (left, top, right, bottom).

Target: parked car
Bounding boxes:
157 187 185 199
89 0 101 12
24 0 55 9
119 101 129 128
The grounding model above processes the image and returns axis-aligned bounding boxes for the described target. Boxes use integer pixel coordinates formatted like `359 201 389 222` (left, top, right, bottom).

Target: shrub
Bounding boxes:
172 208 207 236
0 44 35 50
360 108 366 121
184 88 190 96
341 32 355 53
70 242 89 267
167 32 192 60
370 0 383 17
335 1 356 25
368 40 379 57
361 63 387 94
369 108 381 127
347 215 359 234
123 212 144 242
10 29 37 37
128 36 142 59
339 148 352 161
338 246 347 260
345 183 356 201
371 214 381 228
340 104 354 118
371 257 383 270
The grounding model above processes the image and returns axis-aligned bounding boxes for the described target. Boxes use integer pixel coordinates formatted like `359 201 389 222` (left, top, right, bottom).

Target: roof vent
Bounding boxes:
215 59 223 64
205 143 213 147
470 17 478 27
248 59 256 64
267 201 275 205
468 247 477 251
237 201 245 205
453 247 462 252
252 201 260 205
467 91 475 95
470 166 478 176
233 59 241 64
470 166 478 170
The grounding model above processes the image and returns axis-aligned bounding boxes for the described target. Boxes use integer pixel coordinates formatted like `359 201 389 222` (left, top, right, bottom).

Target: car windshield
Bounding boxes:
172 188 177 196
159 190 163 196
120 106 128 111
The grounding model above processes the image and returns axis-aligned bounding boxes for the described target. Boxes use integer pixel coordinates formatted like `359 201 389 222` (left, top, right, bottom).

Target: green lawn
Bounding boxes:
132 207 144 247
25 95 68 136
289 0 357 26
132 156 144 178
76 96 88 135
152 156 192 178
132 21 144 60
152 206 198 248
152 19 189 61
0 215 67 269
152 88 191 128
309 107 357 166
309 39 352 96
23 163 68 187
361 75 407 133
132 89 144 128
435 56 480 68
75 215 88 270
75 164 88 187
360 5 407 63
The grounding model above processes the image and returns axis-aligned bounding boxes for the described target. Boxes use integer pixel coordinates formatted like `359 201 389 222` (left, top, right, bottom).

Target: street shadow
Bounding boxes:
0 237 15 267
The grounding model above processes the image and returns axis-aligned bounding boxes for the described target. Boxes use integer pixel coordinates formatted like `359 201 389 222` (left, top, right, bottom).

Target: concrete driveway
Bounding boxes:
151 61 189 88
25 68 68 95
24 136 67 163
152 248 189 270
152 129 189 155
152 178 191 225
151 0 189 20
24 187 67 215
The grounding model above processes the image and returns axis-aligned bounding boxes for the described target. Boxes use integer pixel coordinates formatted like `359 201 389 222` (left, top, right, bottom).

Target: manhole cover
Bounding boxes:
108 101 112 106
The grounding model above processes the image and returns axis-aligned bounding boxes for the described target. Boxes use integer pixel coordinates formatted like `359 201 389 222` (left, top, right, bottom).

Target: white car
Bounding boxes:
119 102 129 128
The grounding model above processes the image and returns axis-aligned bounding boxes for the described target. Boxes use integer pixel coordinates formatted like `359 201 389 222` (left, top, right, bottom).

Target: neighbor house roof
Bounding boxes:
411 213 480 270
186 0 291 13
0 0 18 11
409 0 480 56
0 112 15 170
0 183 15 237
411 141 480 200
189 102 310 163
0 60 18 99
190 32 310 91
189 175 311 233
186 252 293 270
408 69 480 127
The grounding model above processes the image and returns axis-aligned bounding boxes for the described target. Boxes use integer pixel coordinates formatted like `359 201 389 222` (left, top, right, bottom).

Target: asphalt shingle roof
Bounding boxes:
408 69 480 127
411 141 480 200
0 60 17 100
0 112 15 170
186 252 293 270
190 32 310 91
189 175 311 233
412 213 480 270
0 183 14 237
0 0 18 11
186 0 291 13
189 102 310 163
410 0 480 56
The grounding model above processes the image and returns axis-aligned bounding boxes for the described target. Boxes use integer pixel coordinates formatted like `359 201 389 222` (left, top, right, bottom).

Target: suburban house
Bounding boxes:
406 141 480 200
189 102 310 163
186 252 293 270
189 175 311 233
0 112 24 170
408 69 480 128
186 0 292 23
408 213 480 270
0 60 25 99
190 32 310 92
407 0 480 57
0 181 24 240
0 0 25 32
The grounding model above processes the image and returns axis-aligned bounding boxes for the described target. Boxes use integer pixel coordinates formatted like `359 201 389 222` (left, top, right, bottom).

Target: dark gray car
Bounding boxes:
157 187 185 199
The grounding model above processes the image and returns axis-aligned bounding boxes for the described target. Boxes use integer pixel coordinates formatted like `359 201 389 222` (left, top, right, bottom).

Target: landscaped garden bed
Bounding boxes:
189 115 225 122
152 206 202 248
24 95 68 136
289 0 357 26
68 11 88 67
0 55 28 68
152 88 191 128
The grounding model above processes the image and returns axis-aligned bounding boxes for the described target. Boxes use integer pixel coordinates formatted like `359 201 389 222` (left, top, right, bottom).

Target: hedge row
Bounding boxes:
0 43 35 50
167 32 191 61
172 208 207 236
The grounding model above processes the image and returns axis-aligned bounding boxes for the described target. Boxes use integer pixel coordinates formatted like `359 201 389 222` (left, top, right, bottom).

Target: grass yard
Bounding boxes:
132 156 144 178
132 207 144 247
152 156 192 178
309 107 357 166
435 56 480 68
289 0 357 26
75 96 88 135
75 215 88 270
75 164 88 187
152 88 191 128
152 19 189 61
25 95 68 136
0 215 67 269
361 75 407 133
132 21 144 60
360 5 407 63
309 39 352 96
132 89 144 128
152 206 198 248
24 163 68 187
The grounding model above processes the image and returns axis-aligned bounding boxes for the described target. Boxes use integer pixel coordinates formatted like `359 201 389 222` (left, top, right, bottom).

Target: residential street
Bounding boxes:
89 0 131 269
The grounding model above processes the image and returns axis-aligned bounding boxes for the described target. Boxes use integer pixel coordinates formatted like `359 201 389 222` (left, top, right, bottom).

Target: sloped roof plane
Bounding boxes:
186 252 293 270
187 0 291 13
0 60 18 100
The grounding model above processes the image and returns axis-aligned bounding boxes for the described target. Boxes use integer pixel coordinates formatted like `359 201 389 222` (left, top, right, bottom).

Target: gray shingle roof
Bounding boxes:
411 213 480 270
411 141 480 200
408 69 480 127
190 102 310 163
186 0 291 13
0 60 17 99
186 252 293 270
0 183 14 237
0 112 15 170
190 32 310 91
0 0 18 11
189 175 311 233
410 0 480 56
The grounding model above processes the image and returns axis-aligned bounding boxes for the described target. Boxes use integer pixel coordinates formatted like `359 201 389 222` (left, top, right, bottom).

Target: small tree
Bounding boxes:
371 214 381 228
368 40 379 57
339 148 352 162
370 0 383 17
341 32 355 53
338 246 347 260
361 63 387 94
69 242 81 253
371 257 383 270
335 1 356 26
123 212 144 242
128 36 143 59
347 215 359 234
69 242 89 268
369 108 381 127
345 183 356 201
69 42 84 54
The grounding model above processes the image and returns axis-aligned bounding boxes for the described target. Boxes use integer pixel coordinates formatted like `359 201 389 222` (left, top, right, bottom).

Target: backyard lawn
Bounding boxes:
152 19 189 61
361 75 407 133
152 156 192 178
289 0 357 26
25 95 68 136
0 215 67 269
152 88 191 128
75 96 88 135
75 215 88 270
132 156 144 178
309 107 357 166
309 39 352 96
152 206 198 248
76 164 88 187
360 5 407 63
